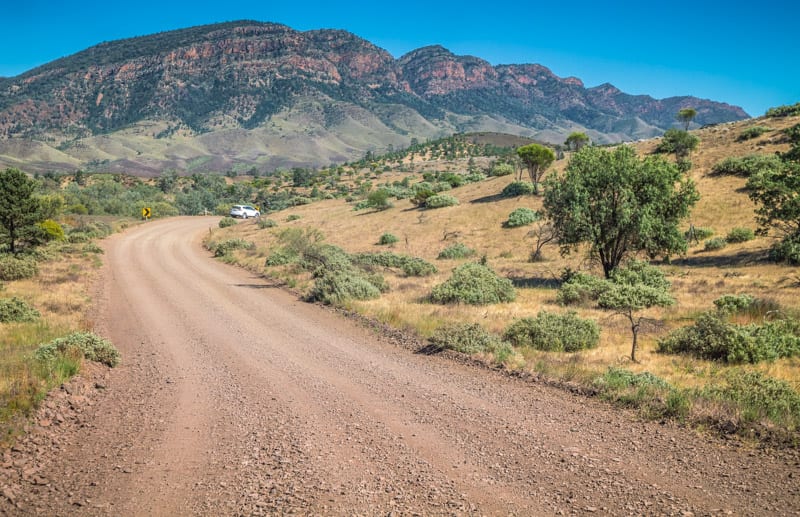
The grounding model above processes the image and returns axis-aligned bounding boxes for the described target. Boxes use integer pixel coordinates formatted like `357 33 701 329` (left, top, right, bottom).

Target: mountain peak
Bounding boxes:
0 21 749 174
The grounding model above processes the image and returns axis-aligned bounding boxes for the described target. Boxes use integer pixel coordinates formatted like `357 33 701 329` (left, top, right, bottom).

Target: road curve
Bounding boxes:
3 216 799 515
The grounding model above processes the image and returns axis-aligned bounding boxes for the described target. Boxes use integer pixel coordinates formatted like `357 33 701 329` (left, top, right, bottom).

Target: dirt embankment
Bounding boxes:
2 217 798 515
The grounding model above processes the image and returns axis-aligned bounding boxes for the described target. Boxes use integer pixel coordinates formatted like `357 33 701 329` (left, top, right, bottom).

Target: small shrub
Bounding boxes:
710 154 783 177
704 237 728 251
500 181 536 197
489 163 515 177
437 242 475 260
265 248 298 266
352 252 436 277
308 270 383 305
737 126 771 141
701 370 800 430
38 220 65 241
378 233 399 245
765 102 800 118
82 243 104 254
437 172 465 188
713 294 756 314
599 367 670 391
556 272 607 306
424 194 459 209
218 216 237 228
713 294 780 321
286 214 302 222
430 262 516 305
213 238 254 257
504 207 541 228
67 232 90 243
657 312 800 364
0 297 40 323
429 323 502 354
769 235 800 265
595 367 687 418
725 227 755 243
257 218 277 229
463 172 486 183
34 332 120 367
503 311 599 351
0 255 38 281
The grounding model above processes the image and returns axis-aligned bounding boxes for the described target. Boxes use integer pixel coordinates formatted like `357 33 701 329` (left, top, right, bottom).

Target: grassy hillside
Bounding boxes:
209 114 800 442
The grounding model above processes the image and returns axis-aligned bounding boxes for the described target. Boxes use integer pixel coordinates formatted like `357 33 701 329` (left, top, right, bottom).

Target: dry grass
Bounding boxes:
212 115 800 412
0 243 101 441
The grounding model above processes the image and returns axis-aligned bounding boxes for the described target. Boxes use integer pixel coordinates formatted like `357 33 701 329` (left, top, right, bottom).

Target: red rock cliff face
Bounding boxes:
0 20 748 141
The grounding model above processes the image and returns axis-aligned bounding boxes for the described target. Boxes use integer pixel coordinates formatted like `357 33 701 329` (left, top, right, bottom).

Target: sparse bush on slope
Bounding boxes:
430 262 516 305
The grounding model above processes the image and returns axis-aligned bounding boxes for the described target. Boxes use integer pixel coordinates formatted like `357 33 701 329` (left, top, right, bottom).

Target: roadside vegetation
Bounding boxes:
0 167 122 444
5 107 800 445
205 108 800 444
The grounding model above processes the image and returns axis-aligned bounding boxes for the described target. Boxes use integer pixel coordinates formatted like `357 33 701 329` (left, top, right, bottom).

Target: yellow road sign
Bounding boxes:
142 207 151 219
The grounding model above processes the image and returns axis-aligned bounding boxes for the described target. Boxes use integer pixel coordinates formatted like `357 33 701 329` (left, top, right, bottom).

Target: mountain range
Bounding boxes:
0 20 749 175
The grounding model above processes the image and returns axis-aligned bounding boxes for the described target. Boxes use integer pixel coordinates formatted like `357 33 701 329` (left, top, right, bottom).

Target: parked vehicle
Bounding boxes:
229 205 260 219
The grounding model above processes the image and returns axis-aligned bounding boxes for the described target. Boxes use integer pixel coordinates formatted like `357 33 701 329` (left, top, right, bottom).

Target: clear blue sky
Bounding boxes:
2 0 797 117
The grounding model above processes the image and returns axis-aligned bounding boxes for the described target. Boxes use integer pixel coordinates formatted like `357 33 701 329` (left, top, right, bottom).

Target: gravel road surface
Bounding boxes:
1 216 798 515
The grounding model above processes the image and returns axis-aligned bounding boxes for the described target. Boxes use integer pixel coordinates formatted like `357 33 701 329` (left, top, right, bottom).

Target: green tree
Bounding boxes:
157 169 179 193
655 129 699 162
677 107 697 131
543 146 699 278
598 261 675 362
516 143 555 194
366 189 392 211
746 144 800 263
564 132 590 152
0 168 42 253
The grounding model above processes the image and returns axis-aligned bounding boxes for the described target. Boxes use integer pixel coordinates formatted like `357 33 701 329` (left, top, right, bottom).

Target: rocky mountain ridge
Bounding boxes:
0 21 748 174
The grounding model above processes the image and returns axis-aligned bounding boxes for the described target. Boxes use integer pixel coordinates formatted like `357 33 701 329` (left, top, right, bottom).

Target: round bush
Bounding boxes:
218 216 237 228
437 242 476 260
726 227 755 243
38 220 65 241
34 332 120 367
704 237 728 251
308 270 383 305
500 181 536 197
556 272 607 306
710 154 783 177
213 238 254 257
430 262 516 305
656 312 800 364
429 322 501 354
0 297 40 323
0 255 39 281
378 233 399 245
503 311 600 351
504 207 541 228
489 163 515 177
425 194 459 209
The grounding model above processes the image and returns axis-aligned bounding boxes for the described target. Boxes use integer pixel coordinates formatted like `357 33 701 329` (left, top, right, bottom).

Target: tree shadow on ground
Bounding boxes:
415 343 443 355
508 274 562 289
672 248 770 268
470 193 507 204
232 283 279 289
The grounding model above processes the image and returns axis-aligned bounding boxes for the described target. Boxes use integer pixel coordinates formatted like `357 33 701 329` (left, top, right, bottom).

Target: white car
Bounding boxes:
230 205 260 219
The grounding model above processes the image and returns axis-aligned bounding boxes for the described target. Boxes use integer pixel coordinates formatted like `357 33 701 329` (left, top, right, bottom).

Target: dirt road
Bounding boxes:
2 216 799 515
